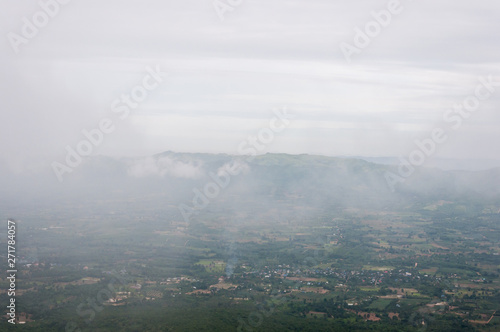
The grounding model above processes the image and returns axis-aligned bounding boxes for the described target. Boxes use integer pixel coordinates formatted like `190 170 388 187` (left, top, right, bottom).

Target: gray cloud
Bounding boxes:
1 0 499 174
127 156 204 179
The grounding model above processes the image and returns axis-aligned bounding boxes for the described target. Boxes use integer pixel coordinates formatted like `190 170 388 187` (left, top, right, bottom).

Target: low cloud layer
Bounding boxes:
127 156 204 179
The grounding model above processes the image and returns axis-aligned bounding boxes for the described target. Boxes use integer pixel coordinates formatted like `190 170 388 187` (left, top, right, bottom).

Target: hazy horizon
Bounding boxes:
2 0 500 177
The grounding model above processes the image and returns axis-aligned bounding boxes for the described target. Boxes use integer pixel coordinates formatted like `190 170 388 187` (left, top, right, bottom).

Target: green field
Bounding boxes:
368 299 393 310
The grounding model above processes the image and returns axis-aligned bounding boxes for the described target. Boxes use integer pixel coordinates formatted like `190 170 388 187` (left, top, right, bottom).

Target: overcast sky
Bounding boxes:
1 0 499 173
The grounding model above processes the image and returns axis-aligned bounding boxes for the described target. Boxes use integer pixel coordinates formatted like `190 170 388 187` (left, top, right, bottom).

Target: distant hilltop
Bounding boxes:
1 151 499 214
